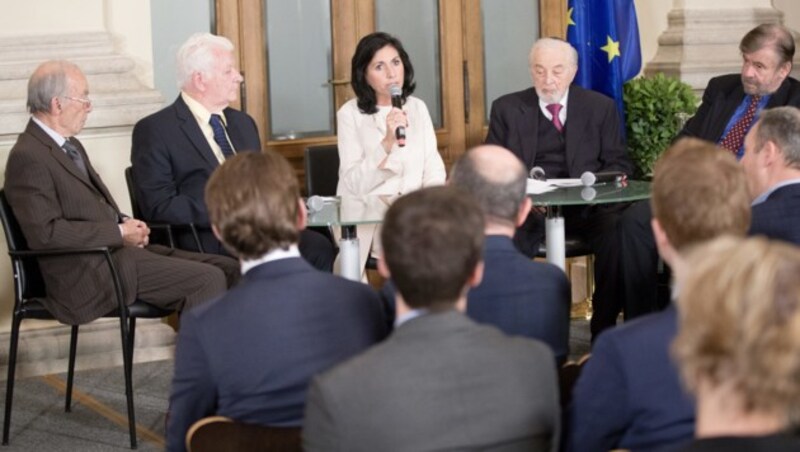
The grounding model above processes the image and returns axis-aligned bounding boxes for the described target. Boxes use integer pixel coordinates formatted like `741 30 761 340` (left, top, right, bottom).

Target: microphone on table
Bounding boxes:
580 171 627 187
389 85 406 147
306 195 326 213
529 166 546 181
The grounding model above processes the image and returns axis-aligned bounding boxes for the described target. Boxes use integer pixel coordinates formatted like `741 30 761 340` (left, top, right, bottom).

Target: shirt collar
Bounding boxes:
31 116 67 147
240 244 301 275
181 91 227 127
394 308 429 328
751 178 800 206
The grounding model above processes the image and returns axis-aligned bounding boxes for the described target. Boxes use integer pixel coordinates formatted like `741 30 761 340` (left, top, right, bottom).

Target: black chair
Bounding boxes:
0 190 173 449
304 144 339 197
124 166 204 253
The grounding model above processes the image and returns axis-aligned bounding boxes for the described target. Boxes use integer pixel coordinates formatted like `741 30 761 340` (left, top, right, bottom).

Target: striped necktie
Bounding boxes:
209 114 236 159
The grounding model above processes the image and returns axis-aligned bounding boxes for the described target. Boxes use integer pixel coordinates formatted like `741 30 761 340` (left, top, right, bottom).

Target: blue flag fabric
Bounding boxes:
566 0 641 123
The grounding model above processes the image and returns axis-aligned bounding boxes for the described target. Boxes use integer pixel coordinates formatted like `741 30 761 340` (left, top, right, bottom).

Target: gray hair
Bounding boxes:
176 33 235 89
754 106 800 168
27 60 78 114
449 147 527 226
529 37 578 68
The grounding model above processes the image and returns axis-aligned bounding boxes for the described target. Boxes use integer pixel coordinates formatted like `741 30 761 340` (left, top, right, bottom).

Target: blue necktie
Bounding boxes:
209 114 236 159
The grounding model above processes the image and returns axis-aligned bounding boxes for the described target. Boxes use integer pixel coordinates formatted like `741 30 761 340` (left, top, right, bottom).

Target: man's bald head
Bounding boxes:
449 145 528 227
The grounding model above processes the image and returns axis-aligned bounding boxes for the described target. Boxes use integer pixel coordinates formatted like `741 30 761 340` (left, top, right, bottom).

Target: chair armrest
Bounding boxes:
9 246 128 317
148 223 206 253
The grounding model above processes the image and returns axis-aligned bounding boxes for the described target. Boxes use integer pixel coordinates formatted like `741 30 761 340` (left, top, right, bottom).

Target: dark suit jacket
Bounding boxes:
486 85 634 176
678 74 800 142
4 121 142 324
567 304 695 452
303 310 560 452
167 257 387 452
749 182 800 246
467 235 571 364
130 95 261 254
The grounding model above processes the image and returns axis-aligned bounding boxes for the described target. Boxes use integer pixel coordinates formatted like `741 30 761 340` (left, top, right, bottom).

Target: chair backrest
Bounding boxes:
0 190 46 299
304 144 340 197
186 416 302 452
124 167 144 219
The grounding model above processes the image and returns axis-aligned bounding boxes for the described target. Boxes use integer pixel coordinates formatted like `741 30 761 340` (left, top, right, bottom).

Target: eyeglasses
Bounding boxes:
62 96 92 107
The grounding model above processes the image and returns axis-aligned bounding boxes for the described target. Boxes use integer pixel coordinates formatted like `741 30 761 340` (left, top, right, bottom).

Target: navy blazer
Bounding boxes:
678 74 800 142
749 182 800 246
567 304 695 452
166 257 387 452
131 96 261 253
467 235 571 364
485 85 634 176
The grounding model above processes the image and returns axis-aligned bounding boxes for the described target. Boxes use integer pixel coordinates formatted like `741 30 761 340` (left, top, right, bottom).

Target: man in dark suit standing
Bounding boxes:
620 23 800 319
4 60 238 325
567 139 751 452
167 151 386 452
450 144 571 365
304 186 560 452
131 32 335 271
742 106 800 245
486 37 634 338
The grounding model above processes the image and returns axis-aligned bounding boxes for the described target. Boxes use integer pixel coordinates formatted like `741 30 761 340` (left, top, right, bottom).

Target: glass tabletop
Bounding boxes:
306 195 392 227
530 180 651 206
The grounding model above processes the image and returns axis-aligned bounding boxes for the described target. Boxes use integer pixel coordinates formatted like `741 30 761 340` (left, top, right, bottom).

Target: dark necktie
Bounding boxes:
719 95 761 155
209 114 236 159
546 103 564 133
62 140 88 177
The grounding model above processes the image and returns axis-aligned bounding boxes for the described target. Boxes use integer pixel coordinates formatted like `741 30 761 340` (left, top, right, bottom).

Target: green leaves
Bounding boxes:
624 73 698 178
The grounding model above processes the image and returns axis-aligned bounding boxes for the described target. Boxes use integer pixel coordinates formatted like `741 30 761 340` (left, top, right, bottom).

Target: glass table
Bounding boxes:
306 181 651 279
531 180 651 270
306 195 391 280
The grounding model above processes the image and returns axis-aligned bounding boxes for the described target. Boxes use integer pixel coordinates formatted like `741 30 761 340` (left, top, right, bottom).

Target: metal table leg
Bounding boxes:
339 225 361 281
545 205 566 271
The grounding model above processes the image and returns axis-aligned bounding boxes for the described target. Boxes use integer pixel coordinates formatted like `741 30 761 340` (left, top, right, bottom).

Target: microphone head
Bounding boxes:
529 166 546 181
580 186 597 201
306 195 325 213
580 171 596 187
389 84 402 98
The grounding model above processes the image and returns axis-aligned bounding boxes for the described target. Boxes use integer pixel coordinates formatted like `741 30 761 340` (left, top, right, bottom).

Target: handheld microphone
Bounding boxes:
389 85 406 147
529 166 546 181
580 171 627 187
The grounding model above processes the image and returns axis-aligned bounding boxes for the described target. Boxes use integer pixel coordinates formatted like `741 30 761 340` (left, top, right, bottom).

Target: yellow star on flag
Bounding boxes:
600 35 621 63
567 7 576 26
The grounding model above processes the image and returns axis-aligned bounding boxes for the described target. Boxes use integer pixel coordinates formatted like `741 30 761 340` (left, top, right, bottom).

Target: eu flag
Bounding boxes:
566 0 641 123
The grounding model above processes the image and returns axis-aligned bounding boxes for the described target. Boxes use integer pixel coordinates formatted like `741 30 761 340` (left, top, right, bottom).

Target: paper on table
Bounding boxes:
548 178 584 187
527 178 557 194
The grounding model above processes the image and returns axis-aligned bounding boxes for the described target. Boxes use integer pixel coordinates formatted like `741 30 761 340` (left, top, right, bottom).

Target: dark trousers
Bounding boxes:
618 200 671 319
514 203 628 339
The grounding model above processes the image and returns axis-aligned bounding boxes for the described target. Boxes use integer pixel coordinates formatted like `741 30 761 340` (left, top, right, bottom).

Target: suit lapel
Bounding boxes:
72 138 122 213
516 89 539 169
564 87 585 171
27 121 97 190
174 96 222 169
713 83 747 141
766 77 792 108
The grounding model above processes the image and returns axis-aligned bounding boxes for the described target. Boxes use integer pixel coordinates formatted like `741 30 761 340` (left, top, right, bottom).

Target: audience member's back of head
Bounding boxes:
380 186 484 310
673 236 800 428
449 144 527 228
205 151 300 259
652 138 751 251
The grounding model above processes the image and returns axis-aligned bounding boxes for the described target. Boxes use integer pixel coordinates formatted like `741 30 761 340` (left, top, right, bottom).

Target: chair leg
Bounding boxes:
64 325 79 412
3 315 22 445
119 316 137 449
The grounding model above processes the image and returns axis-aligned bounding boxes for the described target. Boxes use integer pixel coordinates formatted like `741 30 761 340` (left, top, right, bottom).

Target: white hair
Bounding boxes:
175 33 235 89
528 38 578 68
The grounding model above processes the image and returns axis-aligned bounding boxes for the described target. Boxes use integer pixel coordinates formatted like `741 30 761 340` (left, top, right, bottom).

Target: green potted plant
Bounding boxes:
624 73 698 178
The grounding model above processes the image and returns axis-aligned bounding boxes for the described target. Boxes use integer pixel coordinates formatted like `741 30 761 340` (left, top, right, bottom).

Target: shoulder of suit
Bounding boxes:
570 85 615 106
705 73 742 93
491 87 536 107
